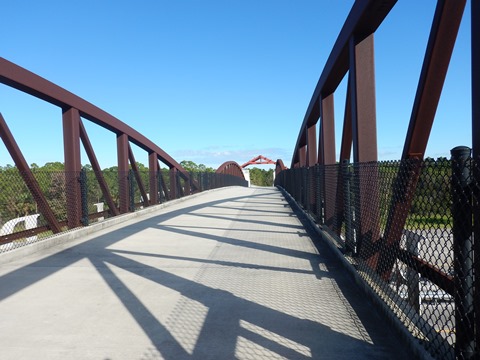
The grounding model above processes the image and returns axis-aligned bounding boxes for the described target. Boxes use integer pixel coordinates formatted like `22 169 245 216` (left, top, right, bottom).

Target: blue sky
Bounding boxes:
0 1 473 170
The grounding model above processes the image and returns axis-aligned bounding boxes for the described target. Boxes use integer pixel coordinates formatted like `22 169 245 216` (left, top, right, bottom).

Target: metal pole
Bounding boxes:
80 168 89 226
343 160 355 255
451 146 474 359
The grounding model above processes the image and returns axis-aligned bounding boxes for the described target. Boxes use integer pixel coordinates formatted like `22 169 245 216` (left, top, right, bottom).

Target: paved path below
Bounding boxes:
0 186 412 360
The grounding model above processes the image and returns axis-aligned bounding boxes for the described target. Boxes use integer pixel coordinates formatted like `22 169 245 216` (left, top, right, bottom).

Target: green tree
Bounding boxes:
249 167 274 186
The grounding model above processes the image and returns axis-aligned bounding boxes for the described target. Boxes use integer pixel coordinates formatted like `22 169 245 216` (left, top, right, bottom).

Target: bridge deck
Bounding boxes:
0 187 411 360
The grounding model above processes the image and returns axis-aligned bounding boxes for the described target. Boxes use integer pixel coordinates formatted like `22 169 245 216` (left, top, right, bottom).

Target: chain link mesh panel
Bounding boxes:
0 167 247 254
275 155 479 359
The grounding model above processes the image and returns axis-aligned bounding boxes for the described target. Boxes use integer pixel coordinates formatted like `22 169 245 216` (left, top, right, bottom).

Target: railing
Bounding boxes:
278 0 478 358
0 56 247 248
0 167 247 252
276 150 479 359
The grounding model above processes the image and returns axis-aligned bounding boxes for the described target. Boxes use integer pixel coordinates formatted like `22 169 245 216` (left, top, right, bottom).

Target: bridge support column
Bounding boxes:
63 107 82 228
320 94 337 228
149 152 159 205
117 133 130 213
349 33 380 266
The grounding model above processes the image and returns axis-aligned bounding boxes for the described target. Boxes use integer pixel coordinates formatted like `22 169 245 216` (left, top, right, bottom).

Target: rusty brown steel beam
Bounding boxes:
216 161 245 179
0 113 62 233
0 57 191 182
128 144 149 208
117 133 130 213
379 0 466 280
275 159 287 177
0 225 50 244
307 125 317 166
62 107 82 228
319 94 337 228
402 0 466 159
320 94 336 165
397 249 454 295
349 34 377 163
79 120 120 216
149 152 159 205
292 129 307 167
291 0 397 168
299 145 307 167
349 33 381 267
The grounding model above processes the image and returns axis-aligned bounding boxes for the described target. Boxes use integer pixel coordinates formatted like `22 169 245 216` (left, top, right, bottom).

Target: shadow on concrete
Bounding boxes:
0 188 412 359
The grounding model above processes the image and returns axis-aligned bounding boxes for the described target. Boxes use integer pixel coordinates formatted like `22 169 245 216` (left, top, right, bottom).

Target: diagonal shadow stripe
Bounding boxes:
110 249 327 277
101 251 383 359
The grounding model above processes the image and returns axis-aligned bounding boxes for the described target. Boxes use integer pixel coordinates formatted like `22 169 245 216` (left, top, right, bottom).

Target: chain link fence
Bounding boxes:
0 167 247 253
276 148 478 359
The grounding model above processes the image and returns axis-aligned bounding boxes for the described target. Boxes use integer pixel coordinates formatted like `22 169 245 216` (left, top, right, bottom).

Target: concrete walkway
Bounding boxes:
0 187 411 360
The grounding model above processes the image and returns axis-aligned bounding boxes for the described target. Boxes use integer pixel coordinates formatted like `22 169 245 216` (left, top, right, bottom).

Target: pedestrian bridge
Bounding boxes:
0 186 410 360
0 1 477 358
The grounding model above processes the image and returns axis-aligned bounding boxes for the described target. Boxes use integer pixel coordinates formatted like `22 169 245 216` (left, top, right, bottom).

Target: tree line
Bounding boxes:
0 160 274 226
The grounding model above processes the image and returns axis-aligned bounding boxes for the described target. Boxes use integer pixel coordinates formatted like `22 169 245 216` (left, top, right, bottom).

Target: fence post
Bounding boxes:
451 145 475 359
342 160 355 255
316 165 324 224
302 167 310 213
79 168 89 226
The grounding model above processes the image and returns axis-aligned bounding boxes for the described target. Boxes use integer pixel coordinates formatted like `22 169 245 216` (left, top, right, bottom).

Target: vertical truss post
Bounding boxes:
349 34 377 163
299 145 307 167
307 124 317 166
320 94 336 228
62 107 82 228
349 33 380 265
149 152 159 205
117 133 129 213
320 94 336 165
